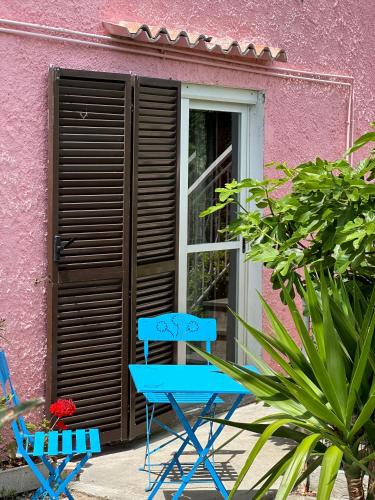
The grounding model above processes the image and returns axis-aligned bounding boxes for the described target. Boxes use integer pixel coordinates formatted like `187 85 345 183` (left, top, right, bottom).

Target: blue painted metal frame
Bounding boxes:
0 351 101 499
130 363 257 498
138 313 222 491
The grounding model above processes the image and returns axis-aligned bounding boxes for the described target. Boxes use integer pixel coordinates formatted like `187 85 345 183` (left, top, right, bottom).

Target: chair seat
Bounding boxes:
145 392 224 404
23 428 101 457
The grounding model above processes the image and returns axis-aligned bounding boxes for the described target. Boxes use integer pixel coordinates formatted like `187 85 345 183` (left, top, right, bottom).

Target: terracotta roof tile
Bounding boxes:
103 21 287 62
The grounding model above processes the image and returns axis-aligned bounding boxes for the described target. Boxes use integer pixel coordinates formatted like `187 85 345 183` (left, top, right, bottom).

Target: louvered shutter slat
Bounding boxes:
48 68 131 444
129 78 180 438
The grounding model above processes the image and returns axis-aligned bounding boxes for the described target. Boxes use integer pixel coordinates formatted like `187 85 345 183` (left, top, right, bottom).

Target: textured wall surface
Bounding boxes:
0 0 374 394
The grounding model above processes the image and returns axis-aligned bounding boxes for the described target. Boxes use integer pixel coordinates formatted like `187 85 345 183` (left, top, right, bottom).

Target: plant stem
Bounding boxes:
367 459 375 499
345 469 365 500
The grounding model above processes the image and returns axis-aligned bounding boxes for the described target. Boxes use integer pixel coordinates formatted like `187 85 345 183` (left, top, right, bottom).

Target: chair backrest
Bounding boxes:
138 313 216 363
0 350 28 438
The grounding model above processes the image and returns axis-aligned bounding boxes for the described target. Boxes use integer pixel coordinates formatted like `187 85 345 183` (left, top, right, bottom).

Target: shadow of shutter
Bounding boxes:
129 77 181 439
48 68 132 444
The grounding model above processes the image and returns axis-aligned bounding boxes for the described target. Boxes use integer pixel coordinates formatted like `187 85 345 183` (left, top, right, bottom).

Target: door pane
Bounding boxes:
188 110 239 244
186 250 237 363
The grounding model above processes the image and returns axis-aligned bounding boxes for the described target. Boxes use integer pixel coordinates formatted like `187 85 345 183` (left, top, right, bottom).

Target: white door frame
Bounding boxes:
178 83 264 364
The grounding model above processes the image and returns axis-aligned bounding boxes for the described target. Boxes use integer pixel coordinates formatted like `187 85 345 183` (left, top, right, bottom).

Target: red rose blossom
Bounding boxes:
55 420 68 431
49 399 76 418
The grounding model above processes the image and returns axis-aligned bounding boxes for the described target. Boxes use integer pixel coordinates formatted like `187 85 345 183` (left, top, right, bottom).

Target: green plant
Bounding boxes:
190 270 375 499
200 125 375 299
0 396 43 468
0 400 42 430
0 488 18 499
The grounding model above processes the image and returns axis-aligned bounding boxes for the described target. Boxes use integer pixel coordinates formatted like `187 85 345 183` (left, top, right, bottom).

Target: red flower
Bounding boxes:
55 420 68 431
49 399 76 418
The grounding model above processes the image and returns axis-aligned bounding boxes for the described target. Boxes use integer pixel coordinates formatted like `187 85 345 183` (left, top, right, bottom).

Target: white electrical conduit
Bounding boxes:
0 18 355 152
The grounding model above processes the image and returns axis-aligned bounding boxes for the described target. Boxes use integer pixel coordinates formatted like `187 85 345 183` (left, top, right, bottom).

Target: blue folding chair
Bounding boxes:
0 350 101 499
138 312 224 491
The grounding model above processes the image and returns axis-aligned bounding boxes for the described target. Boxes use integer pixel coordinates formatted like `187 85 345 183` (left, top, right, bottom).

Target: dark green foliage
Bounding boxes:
201 125 375 298
189 271 375 499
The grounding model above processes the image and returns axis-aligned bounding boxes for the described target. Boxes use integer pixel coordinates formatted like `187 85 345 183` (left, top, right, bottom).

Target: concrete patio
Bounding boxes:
70 402 324 499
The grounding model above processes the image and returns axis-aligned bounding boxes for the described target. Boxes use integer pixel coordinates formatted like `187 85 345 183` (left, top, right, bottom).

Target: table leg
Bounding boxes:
170 394 243 500
147 394 217 500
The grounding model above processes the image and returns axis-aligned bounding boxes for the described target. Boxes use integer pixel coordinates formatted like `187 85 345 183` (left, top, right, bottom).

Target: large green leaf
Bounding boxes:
206 418 326 452
349 394 375 439
276 433 322 499
303 269 325 360
280 376 346 433
251 450 294 500
235 339 275 376
280 279 346 422
188 345 307 417
294 455 324 488
257 293 310 370
0 398 43 428
346 305 375 423
317 446 343 500
228 419 296 498
232 310 324 399
320 271 348 420
345 131 375 155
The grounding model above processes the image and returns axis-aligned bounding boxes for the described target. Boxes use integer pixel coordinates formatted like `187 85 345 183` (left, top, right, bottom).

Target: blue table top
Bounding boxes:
129 364 257 395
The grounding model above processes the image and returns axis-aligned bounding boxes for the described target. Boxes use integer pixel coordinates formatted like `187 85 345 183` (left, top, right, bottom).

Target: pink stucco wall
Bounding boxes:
0 1 374 402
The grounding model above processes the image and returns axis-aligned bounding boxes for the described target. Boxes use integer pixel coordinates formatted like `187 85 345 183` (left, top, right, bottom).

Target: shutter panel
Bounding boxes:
48 68 132 444
129 77 181 438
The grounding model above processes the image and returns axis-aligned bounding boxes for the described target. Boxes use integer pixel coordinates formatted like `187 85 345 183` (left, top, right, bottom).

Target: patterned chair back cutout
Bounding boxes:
138 313 216 342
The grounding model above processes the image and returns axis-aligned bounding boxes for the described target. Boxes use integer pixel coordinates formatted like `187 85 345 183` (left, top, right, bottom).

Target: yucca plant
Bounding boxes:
190 270 375 499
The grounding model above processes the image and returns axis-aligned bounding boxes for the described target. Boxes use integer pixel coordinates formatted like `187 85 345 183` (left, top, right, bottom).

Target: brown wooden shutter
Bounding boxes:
47 68 132 444
129 77 181 439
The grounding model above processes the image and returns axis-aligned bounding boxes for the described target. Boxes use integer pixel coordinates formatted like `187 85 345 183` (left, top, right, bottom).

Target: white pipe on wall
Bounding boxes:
0 18 354 152
0 18 354 81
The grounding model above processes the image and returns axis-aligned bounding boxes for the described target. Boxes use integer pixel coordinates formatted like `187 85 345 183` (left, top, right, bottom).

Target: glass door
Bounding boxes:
186 109 240 363
179 86 263 365
179 85 264 366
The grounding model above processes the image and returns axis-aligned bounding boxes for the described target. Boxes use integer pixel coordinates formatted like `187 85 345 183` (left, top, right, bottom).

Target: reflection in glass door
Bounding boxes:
186 250 237 362
185 109 240 363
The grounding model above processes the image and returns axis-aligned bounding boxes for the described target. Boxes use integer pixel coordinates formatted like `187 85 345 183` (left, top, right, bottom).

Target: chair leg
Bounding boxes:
210 403 216 467
21 453 56 499
61 487 75 500
143 402 155 467
55 452 91 497
144 401 154 492
30 455 72 499
30 486 44 499
31 452 89 498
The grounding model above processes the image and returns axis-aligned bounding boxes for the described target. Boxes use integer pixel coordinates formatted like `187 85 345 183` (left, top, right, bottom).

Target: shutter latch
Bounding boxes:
53 235 76 262
242 237 247 254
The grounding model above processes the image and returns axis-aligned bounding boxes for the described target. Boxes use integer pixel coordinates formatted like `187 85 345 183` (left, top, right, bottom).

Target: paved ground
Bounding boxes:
70 402 322 500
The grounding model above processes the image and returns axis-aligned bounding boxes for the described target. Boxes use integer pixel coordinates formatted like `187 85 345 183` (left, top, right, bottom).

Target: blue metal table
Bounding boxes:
129 364 255 499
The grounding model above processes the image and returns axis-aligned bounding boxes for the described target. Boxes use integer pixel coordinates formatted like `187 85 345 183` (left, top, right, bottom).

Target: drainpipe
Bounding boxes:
0 18 354 152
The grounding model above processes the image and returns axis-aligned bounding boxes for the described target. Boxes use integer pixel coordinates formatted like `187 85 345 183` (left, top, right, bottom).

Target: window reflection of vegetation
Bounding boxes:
189 111 207 186
188 110 234 245
187 251 229 316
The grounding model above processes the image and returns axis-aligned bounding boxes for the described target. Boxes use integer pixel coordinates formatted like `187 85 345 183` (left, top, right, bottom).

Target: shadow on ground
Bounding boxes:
162 489 277 499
